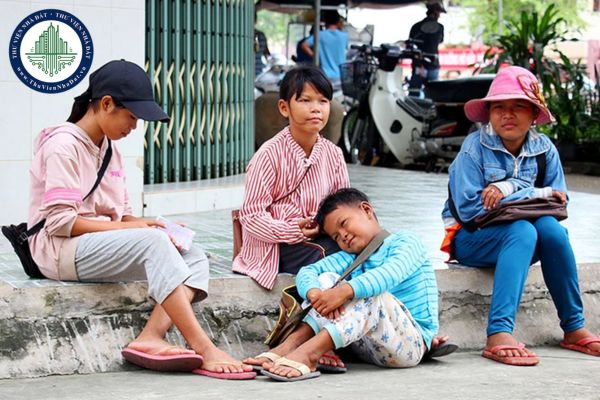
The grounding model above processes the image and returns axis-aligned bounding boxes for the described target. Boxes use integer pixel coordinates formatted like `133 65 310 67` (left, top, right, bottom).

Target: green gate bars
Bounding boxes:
145 0 254 184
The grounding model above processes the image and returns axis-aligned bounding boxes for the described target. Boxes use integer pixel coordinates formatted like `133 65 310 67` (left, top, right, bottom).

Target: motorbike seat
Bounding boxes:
410 97 435 109
396 96 436 122
424 74 495 103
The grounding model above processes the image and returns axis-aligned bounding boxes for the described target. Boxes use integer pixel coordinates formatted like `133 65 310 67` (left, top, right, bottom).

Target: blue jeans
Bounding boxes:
408 67 439 98
453 216 584 337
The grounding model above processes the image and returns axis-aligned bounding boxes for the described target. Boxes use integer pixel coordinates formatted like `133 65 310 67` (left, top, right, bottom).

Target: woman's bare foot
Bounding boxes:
127 338 194 356
485 332 536 358
563 328 600 353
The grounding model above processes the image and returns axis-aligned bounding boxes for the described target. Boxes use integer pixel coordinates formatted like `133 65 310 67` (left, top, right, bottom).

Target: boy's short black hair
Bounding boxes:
315 188 371 230
279 65 333 102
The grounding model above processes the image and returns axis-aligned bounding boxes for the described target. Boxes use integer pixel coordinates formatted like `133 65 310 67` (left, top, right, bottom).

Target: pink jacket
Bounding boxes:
28 123 132 280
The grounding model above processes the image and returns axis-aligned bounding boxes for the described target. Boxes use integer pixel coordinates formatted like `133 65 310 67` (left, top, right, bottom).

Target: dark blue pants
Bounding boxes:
453 216 584 336
279 236 339 275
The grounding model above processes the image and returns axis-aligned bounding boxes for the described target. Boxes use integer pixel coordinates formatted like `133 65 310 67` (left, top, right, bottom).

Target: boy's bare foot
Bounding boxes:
243 338 300 368
244 323 316 369
266 347 320 379
200 346 253 373
485 332 536 358
127 338 195 356
266 330 334 378
318 350 345 369
430 335 449 350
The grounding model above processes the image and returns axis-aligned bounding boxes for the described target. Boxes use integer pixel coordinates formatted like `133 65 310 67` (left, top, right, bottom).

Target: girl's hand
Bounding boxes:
298 218 319 239
482 185 504 210
552 190 567 204
120 219 165 229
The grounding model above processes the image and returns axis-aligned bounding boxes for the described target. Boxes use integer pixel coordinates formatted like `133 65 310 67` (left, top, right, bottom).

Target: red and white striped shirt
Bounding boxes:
232 127 349 289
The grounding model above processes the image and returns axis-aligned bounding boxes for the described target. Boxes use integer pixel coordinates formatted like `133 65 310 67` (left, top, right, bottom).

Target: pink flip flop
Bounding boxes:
559 336 600 357
121 348 204 372
192 362 257 380
481 343 539 366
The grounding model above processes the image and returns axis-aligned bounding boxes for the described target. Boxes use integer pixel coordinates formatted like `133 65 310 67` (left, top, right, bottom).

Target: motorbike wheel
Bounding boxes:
340 107 375 165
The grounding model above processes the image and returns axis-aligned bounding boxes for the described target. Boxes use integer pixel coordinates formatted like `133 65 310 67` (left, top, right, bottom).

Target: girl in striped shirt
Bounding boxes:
232 66 349 290
258 188 441 382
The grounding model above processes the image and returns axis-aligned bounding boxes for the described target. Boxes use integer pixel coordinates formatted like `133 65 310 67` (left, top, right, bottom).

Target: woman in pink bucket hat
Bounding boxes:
440 65 600 366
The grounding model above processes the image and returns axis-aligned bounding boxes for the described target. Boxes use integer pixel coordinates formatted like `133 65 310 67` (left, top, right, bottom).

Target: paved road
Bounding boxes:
565 173 600 195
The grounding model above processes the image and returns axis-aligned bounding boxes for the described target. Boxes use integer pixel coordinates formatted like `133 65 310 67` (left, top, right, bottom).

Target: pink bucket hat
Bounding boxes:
464 66 554 125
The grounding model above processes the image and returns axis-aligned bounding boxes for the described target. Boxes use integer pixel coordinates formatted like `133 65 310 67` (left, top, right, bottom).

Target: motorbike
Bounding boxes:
340 42 494 171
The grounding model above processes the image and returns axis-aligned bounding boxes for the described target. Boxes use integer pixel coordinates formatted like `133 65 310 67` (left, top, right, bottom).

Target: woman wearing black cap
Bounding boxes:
27 60 255 379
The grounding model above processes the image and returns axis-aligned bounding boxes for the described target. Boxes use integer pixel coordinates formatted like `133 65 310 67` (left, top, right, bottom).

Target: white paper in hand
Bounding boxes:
156 216 195 251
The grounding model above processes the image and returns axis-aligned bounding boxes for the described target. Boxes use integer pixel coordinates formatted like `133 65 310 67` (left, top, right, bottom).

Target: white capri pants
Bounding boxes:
304 272 426 368
75 228 209 304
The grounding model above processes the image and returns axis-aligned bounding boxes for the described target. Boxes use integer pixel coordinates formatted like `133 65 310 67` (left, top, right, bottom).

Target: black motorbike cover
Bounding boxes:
424 74 495 104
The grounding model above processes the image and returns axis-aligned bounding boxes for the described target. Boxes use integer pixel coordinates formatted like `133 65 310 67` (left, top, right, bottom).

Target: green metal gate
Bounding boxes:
144 0 254 184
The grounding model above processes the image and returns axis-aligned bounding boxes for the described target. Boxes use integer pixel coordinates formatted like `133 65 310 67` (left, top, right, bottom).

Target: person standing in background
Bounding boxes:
295 27 315 65
301 10 348 86
255 11 271 76
408 0 446 97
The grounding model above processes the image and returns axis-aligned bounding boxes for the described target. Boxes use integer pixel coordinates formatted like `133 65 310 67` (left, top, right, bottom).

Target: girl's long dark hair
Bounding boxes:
67 87 93 123
67 89 125 123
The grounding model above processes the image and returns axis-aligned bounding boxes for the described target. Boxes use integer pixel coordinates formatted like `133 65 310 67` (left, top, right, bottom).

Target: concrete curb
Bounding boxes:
1 264 598 378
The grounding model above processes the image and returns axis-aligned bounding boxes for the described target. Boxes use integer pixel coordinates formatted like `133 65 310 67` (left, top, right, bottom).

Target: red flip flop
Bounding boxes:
192 362 257 380
317 353 347 373
481 343 539 366
121 348 204 372
559 336 600 357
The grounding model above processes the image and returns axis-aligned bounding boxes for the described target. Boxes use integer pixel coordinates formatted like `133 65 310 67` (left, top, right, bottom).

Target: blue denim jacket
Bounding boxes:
441 124 567 226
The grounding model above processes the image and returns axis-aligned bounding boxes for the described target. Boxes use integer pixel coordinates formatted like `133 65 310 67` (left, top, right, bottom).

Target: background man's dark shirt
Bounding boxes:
409 16 444 69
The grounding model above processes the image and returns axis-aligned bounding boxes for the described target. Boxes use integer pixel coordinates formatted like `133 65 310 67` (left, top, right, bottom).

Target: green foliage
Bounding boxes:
539 55 598 144
255 10 291 50
477 4 572 76
455 0 585 44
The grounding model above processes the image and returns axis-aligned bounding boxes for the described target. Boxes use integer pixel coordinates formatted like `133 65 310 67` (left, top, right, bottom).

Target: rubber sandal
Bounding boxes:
261 357 321 382
481 343 539 366
121 348 204 372
559 336 600 357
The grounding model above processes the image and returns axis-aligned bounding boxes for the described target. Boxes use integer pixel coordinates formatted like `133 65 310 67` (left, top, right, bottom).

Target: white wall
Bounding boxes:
0 0 145 225
347 4 473 46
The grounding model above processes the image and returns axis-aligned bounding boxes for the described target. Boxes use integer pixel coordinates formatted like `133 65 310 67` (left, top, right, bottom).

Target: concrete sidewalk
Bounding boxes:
1 347 598 400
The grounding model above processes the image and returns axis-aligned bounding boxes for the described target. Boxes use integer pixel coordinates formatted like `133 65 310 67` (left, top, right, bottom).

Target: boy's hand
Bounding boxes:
326 306 345 321
299 218 319 239
306 288 322 304
311 284 354 316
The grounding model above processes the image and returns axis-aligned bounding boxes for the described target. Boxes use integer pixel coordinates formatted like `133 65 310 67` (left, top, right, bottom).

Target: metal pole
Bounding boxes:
313 0 320 67
497 0 503 36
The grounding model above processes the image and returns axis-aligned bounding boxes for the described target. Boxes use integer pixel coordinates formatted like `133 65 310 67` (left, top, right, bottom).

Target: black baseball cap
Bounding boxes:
426 0 447 13
86 59 169 122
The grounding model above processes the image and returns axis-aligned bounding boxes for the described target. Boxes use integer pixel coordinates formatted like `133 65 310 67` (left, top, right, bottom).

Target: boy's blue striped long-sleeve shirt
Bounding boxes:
296 231 439 348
